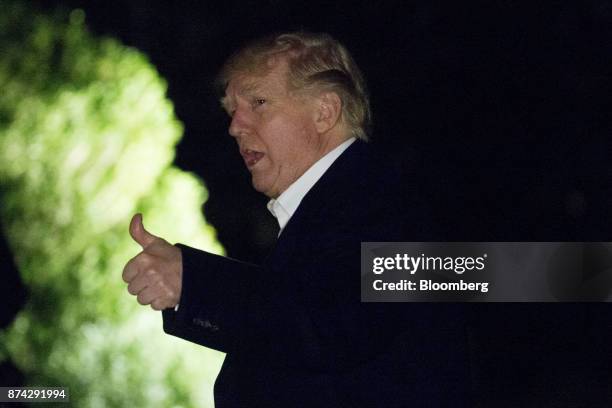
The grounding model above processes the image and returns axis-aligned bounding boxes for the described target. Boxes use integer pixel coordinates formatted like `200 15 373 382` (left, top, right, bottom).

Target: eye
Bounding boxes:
252 98 267 108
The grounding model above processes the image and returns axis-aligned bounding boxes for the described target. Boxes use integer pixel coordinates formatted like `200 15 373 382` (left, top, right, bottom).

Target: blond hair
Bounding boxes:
217 32 372 141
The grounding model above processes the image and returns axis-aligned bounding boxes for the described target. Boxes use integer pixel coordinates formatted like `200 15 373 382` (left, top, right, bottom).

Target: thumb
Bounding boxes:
129 213 157 249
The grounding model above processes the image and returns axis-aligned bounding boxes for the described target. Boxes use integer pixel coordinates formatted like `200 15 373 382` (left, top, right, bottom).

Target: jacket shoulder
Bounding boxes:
288 141 436 241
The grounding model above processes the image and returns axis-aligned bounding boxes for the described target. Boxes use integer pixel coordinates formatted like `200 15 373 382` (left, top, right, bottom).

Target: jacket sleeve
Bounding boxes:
162 235 384 371
162 244 260 354
162 241 351 368
162 231 467 375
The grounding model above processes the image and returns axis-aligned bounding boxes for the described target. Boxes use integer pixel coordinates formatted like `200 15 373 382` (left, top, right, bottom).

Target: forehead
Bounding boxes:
222 61 290 104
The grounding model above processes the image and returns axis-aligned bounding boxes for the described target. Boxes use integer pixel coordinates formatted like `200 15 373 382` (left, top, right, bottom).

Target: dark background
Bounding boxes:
37 0 612 258
2 0 612 405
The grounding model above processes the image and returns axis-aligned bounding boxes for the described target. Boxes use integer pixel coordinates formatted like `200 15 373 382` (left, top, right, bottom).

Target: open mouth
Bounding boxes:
241 148 265 168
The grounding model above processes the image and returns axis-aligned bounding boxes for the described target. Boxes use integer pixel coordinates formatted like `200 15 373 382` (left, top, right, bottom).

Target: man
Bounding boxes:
123 32 470 407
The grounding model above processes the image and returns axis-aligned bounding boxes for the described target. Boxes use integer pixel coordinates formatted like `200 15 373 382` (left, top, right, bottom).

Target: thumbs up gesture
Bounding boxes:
122 214 183 310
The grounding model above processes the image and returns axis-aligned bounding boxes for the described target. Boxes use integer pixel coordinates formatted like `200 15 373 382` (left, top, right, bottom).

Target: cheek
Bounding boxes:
259 118 301 153
260 112 317 163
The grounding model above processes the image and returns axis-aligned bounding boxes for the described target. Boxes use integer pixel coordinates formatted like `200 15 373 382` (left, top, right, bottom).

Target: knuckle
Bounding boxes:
165 286 176 299
157 279 179 301
139 252 155 264
145 266 158 277
151 300 164 311
158 282 174 299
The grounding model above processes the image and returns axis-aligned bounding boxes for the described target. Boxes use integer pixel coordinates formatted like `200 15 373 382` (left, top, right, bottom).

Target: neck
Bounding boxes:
316 129 352 159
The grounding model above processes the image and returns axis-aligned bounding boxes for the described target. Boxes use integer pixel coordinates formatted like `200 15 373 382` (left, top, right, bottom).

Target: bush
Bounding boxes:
0 2 224 407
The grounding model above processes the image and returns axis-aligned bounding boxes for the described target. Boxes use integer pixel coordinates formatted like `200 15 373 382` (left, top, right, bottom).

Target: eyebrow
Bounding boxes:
219 81 262 113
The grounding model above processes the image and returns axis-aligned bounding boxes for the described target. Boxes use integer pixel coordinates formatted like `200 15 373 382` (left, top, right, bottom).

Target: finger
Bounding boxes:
137 286 158 306
127 269 151 295
122 252 155 283
122 256 141 283
129 213 157 249
151 298 168 311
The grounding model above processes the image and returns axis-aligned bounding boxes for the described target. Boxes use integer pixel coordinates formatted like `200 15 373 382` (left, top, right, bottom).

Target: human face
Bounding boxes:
222 62 329 198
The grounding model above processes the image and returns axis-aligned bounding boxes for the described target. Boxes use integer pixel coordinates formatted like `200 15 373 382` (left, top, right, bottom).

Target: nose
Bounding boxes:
228 108 250 139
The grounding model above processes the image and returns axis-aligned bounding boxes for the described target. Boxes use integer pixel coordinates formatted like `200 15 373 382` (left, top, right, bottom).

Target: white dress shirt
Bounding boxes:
267 137 356 236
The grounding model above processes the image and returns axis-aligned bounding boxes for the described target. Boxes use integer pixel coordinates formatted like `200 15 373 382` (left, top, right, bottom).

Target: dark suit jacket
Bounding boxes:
162 141 471 407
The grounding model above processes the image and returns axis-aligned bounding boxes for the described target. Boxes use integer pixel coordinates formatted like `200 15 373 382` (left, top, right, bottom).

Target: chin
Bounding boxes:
251 178 272 197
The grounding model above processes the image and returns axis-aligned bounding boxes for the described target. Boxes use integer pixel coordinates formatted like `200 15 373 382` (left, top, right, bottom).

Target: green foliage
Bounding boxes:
0 2 224 406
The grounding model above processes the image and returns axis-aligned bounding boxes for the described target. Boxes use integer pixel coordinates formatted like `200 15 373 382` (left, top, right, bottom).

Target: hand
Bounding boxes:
122 213 183 310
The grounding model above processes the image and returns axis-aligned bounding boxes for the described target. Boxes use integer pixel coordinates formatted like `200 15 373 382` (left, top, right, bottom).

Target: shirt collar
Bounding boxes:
267 137 356 235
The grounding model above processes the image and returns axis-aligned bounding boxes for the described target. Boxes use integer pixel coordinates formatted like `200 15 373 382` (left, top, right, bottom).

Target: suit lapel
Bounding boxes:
263 141 368 269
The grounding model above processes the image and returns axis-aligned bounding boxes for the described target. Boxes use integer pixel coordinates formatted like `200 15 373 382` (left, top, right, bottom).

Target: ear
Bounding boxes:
313 91 342 134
